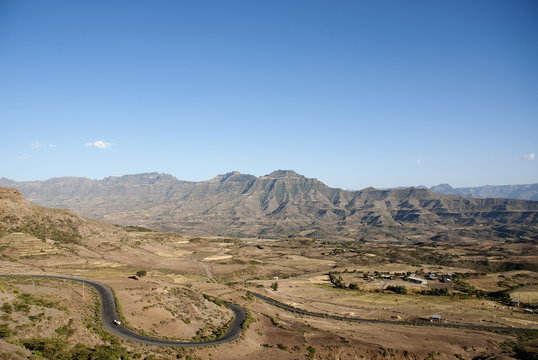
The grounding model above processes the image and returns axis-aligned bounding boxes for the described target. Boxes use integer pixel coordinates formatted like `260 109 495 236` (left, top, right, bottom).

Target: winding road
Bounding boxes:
2 273 535 349
0 275 247 347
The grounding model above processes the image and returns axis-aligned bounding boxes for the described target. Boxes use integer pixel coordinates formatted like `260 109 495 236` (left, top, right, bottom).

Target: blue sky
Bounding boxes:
1 0 537 190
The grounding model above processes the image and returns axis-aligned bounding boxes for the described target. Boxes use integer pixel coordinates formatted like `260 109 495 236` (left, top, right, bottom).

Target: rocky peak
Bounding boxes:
430 184 454 193
264 170 304 179
210 171 257 183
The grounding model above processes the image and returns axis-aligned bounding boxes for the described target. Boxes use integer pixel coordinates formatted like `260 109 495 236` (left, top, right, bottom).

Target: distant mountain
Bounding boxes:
1 171 537 242
430 183 538 201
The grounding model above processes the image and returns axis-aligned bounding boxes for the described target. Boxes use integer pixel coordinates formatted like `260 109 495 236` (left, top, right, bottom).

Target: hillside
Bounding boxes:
430 183 538 201
1 172 538 242
0 187 110 245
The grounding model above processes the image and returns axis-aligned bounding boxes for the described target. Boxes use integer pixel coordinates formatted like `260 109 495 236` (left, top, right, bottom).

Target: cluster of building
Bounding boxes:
407 272 457 285
510 299 537 314
361 271 458 286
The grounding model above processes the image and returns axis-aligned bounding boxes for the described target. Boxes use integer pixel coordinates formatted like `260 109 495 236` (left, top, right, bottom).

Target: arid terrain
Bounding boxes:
1 172 537 242
0 187 537 359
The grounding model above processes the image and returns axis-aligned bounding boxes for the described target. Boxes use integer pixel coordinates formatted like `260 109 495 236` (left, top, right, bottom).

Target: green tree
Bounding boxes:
271 282 279 291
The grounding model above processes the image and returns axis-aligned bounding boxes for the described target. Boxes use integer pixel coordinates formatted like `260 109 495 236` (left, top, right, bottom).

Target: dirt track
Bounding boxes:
250 291 538 333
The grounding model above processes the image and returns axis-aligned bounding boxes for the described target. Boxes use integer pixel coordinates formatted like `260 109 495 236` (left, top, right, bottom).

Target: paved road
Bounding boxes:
0 275 247 347
250 291 538 333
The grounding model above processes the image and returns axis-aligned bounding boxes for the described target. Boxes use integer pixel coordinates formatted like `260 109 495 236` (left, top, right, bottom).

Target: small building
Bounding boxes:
427 274 437 280
510 299 520 307
431 315 442 322
408 276 428 285
524 308 534 314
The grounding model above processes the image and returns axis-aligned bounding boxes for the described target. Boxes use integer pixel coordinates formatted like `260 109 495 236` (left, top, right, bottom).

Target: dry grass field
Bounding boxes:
0 227 537 359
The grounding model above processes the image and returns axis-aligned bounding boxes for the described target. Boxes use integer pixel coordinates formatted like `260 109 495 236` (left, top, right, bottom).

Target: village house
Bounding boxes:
408 276 428 285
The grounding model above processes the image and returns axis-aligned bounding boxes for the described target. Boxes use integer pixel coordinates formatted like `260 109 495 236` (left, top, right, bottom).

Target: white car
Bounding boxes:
113 319 121 326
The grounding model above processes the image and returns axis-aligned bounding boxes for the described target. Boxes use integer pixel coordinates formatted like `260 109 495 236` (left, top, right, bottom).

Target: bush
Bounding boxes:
513 339 538 360
0 324 14 338
136 270 147 277
0 303 12 314
203 294 223 307
487 290 511 304
22 337 68 359
386 286 407 295
271 282 279 291
421 288 450 296
13 301 30 313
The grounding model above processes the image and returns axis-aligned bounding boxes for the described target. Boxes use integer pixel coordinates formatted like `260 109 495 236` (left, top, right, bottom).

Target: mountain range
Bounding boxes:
429 183 538 201
1 171 537 242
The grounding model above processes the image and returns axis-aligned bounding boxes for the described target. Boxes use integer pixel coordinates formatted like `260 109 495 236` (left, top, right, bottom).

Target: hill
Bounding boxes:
1 172 537 242
0 187 110 245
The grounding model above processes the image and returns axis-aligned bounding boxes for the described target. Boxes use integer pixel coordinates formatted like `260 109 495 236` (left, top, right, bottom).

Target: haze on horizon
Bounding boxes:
1 1 537 190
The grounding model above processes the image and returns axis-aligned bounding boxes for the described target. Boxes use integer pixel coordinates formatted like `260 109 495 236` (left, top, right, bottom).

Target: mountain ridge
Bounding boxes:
430 183 538 201
1 171 537 242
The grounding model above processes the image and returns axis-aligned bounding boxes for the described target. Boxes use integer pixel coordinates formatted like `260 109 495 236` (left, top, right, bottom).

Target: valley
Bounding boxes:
0 188 537 359
0 186 537 359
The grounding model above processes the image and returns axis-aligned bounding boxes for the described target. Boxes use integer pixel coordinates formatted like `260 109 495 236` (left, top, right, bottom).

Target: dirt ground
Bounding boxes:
0 232 536 359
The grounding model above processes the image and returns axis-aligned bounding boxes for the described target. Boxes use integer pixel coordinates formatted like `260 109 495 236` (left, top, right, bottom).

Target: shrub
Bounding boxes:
22 337 68 359
13 301 30 313
421 288 450 296
136 270 147 277
386 286 407 295
202 294 223 307
0 324 15 338
487 290 511 304
0 303 12 314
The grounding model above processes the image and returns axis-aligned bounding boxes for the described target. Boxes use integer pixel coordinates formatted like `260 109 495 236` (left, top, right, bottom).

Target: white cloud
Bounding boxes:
31 141 56 150
518 153 535 160
85 140 113 149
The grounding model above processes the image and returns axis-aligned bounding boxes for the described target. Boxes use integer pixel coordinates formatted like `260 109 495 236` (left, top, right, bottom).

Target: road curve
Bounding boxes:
251 291 538 333
0 275 247 347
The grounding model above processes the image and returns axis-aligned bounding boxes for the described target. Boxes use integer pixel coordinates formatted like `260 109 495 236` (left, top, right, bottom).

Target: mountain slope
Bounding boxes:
0 187 99 244
1 172 537 241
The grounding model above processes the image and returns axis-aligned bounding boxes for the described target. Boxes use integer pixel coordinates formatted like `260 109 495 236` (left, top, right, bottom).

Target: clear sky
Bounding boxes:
1 0 537 190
